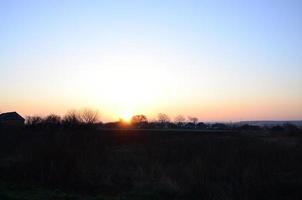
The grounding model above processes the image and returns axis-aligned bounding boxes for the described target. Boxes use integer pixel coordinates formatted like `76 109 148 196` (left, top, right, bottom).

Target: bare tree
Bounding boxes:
131 115 148 125
25 116 43 126
188 116 198 125
175 115 185 127
44 114 61 125
158 113 170 124
79 108 99 124
62 110 81 125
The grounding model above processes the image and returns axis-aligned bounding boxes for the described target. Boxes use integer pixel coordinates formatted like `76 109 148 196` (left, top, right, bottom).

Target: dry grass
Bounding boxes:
0 127 302 199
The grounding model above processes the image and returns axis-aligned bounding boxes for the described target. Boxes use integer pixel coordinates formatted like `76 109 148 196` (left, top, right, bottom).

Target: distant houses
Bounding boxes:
0 112 25 126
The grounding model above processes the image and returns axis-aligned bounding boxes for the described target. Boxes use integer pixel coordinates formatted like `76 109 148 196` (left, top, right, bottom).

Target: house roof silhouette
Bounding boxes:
0 112 25 122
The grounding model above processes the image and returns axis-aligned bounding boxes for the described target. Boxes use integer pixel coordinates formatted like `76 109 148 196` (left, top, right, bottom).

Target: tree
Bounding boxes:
157 113 170 126
131 115 148 126
158 113 170 123
79 108 99 124
188 116 198 125
174 115 185 127
41 114 61 129
196 122 206 129
62 110 81 126
44 114 61 125
25 116 43 126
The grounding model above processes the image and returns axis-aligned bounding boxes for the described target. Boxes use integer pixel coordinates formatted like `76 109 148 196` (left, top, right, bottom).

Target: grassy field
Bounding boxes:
0 127 302 199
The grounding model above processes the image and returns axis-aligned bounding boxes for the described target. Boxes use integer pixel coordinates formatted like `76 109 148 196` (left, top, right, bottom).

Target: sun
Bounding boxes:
121 111 133 122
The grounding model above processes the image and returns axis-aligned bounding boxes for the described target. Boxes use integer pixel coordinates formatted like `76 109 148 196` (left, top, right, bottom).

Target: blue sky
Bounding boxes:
1 0 302 121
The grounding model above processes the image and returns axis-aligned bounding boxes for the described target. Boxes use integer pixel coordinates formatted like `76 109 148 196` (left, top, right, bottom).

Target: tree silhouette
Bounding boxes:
62 110 81 126
79 108 99 124
158 113 170 128
158 113 170 123
44 114 61 125
188 116 198 125
175 115 185 127
25 116 43 126
131 115 148 125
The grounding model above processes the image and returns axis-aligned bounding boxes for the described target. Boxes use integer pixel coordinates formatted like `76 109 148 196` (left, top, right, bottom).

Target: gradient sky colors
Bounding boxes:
1 0 302 121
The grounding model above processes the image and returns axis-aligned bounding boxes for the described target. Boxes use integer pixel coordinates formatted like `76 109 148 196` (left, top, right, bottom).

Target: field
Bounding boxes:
0 127 302 200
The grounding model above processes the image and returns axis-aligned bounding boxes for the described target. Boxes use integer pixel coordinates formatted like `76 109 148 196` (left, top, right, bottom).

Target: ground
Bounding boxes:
0 128 302 200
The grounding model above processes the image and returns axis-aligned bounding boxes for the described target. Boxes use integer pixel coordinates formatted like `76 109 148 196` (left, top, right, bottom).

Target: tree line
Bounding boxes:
22 109 301 132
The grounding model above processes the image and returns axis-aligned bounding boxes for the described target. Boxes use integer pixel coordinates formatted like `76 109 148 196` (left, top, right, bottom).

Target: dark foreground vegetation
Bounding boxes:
0 124 302 200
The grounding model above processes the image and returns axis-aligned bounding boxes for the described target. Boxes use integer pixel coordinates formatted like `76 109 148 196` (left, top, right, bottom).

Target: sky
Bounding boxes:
1 0 302 122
